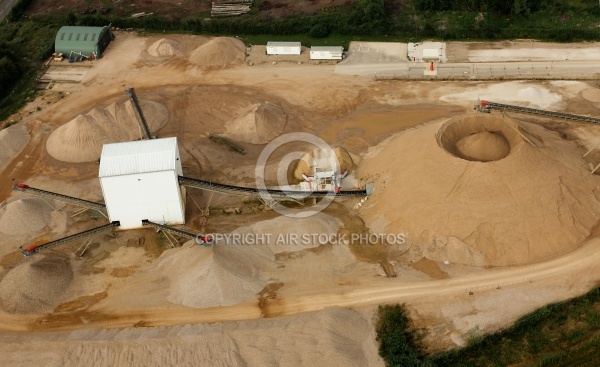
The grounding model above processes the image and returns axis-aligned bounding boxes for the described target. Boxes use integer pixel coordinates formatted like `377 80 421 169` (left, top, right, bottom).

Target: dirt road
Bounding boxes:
1 236 597 332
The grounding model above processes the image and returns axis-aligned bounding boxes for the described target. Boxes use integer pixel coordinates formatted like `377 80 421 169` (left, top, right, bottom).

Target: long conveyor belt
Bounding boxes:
481 100 600 124
125 87 154 140
14 183 106 211
178 176 371 198
20 221 120 256
142 220 214 247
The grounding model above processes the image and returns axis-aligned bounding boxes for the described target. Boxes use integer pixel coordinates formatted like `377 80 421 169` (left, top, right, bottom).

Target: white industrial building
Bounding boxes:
99 137 185 230
266 41 301 55
310 46 344 60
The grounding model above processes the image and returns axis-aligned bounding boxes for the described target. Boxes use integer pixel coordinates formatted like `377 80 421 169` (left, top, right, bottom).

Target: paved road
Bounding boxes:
0 0 19 22
336 60 600 79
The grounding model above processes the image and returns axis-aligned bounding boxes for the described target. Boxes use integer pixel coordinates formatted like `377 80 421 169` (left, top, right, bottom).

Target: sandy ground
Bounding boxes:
1 33 600 364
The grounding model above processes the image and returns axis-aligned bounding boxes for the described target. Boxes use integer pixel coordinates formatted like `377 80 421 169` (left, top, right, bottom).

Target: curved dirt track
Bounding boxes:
1 237 598 332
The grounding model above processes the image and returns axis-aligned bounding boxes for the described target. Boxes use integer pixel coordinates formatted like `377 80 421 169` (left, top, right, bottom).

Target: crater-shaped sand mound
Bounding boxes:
147 38 181 57
0 198 53 235
0 255 73 313
189 37 245 68
456 131 510 162
437 114 518 162
46 100 169 162
225 102 287 144
358 113 600 266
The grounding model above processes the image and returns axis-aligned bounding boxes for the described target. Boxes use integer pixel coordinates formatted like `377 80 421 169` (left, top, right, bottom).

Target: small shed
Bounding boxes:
310 46 344 60
55 25 113 59
422 48 441 61
99 137 185 229
266 42 301 55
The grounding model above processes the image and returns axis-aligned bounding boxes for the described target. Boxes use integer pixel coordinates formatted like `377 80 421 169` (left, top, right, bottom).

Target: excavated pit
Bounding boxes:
437 114 520 162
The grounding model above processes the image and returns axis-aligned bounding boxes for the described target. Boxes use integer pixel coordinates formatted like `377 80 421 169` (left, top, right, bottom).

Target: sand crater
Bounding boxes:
437 114 519 162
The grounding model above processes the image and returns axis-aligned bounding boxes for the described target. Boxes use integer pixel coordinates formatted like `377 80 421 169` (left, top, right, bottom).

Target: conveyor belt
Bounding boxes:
14 183 106 211
125 87 154 140
142 220 213 247
20 221 120 256
178 176 371 198
481 100 600 124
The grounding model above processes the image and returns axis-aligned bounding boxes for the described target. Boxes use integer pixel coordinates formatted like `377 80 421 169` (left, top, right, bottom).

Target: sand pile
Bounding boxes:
0 198 53 235
231 213 339 253
294 146 355 180
46 100 169 162
225 102 287 144
0 308 379 366
189 37 245 68
0 123 29 172
147 38 181 57
0 255 73 313
358 113 600 266
582 88 600 103
156 242 274 308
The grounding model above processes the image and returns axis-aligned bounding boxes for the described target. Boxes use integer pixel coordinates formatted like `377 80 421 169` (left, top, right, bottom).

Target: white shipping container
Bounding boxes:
266 41 301 55
310 46 344 60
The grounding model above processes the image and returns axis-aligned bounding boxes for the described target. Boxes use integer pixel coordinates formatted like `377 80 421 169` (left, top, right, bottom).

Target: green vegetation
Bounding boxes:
376 304 424 366
376 287 600 367
2 0 600 121
0 19 58 122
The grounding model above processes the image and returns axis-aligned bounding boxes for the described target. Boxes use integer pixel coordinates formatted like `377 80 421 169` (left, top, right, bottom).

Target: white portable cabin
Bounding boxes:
99 137 186 229
422 48 441 61
310 46 344 60
266 41 301 55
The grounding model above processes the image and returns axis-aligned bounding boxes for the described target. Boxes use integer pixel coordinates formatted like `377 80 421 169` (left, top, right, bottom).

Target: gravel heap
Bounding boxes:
0 308 379 366
157 241 274 308
0 255 73 314
0 198 53 235
46 100 169 163
231 213 339 254
147 38 181 57
0 123 29 172
189 37 245 68
225 102 287 144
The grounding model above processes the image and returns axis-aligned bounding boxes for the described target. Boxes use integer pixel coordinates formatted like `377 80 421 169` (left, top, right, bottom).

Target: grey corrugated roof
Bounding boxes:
267 42 301 47
99 137 178 178
55 26 109 55
310 46 344 52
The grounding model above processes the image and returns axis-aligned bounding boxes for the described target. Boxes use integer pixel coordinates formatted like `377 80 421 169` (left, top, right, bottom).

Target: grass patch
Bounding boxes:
376 287 600 367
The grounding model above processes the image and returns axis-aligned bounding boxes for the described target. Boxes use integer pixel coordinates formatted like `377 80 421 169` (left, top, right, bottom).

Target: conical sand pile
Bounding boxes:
0 198 53 235
157 241 274 308
225 102 287 144
358 113 600 266
147 38 181 57
46 100 169 162
0 123 29 172
0 255 73 313
189 37 245 68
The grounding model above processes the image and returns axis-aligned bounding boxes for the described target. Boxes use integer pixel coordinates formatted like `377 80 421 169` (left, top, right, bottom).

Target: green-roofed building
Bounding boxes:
54 26 113 59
